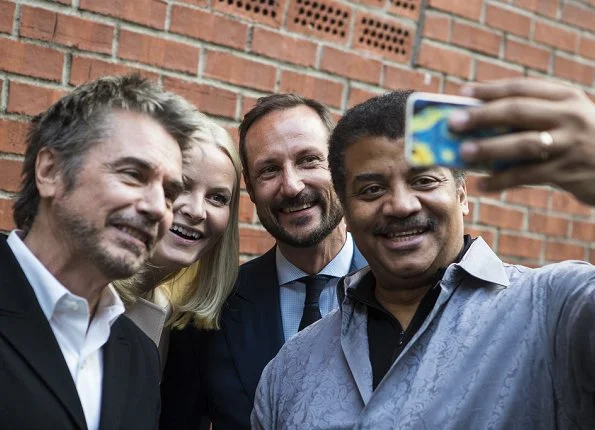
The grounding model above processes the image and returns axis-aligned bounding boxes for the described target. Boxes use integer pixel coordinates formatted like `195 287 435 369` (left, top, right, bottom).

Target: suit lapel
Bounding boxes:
223 247 283 403
0 236 86 429
99 323 130 430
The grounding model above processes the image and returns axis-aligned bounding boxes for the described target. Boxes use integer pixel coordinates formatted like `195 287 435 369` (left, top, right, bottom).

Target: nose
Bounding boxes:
137 183 168 223
382 185 422 219
280 166 305 198
178 192 206 224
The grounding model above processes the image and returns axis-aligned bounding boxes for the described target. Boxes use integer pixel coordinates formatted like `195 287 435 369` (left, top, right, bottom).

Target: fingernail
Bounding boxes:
449 109 470 129
459 142 478 161
461 85 474 97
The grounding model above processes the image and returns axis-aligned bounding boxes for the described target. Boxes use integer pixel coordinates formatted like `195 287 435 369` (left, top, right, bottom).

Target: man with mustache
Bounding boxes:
252 88 595 429
160 94 367 429
0 75 198 429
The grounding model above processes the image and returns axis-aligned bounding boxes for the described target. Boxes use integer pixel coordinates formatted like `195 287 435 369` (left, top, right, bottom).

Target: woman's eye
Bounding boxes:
211 194 230 206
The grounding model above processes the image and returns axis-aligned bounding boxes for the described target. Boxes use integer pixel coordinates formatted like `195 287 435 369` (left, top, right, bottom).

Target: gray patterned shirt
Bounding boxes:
252 237 595 429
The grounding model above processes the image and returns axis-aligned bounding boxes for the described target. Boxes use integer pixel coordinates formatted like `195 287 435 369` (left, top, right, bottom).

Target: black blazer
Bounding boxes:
0 235 161 430
160 245 367 430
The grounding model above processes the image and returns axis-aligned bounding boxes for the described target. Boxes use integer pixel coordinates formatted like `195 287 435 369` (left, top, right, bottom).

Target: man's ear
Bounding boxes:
458 181 469 216
35 148 63 198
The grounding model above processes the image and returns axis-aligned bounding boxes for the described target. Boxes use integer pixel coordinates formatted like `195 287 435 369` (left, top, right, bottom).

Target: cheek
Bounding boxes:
208 207 231 239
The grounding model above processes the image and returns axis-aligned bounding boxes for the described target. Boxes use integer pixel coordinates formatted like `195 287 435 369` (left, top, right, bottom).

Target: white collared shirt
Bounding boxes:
7 231 125 430
276 232 355 341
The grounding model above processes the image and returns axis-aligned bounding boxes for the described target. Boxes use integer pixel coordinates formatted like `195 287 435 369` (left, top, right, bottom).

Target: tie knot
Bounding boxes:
300 275 329 304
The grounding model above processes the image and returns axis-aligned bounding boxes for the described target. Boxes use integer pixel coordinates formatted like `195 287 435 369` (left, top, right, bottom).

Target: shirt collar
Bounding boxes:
276 232 355 285
7 230 125 323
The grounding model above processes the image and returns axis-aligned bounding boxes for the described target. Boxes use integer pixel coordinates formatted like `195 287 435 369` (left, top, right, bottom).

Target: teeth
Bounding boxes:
171 224 200 239
118 226 147 244
386 229 425 239
281 203 313 214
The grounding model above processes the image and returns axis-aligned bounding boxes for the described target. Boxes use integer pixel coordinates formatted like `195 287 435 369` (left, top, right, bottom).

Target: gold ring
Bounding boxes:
539 131 554 160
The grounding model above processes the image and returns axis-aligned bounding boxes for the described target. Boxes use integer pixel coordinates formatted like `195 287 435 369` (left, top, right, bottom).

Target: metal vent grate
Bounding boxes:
354 14 412 61
286 0 351 43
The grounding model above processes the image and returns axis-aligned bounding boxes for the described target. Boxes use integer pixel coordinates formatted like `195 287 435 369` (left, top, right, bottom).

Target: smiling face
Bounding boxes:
343 135 468 291
151 138 236 273
244 105 343 248
48 110 183 279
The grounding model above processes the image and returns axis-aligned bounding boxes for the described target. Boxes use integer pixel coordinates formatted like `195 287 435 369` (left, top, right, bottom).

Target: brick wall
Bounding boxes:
0 0 594 266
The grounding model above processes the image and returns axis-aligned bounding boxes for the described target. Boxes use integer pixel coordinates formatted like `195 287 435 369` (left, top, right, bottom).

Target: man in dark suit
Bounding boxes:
160 94 368 429
0 75 197 430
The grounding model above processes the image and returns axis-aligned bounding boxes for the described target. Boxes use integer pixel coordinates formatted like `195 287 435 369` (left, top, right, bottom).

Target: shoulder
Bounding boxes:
112 315 160 359
238 247 276 275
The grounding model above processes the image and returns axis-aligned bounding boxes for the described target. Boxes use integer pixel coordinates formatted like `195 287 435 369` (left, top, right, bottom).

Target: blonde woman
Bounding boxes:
114 115 241 368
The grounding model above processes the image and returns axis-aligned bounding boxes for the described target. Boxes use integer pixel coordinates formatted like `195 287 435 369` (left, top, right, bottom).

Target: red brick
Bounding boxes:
475 59 524 81
387 0 421 20
241 95 260 118
551 191 592 216
505 38 550 72
170 5 248 51
466 173 505 199
353 13 414 63
528 213 569 237
464 225 496 248
428 0 482 21
443 79 464 95
0 1 15 34
590 248 595 265
251 28 317 67
239 193 255 223
561 2 595 33
279 71 343 109
545 241 585 262
505 187 550 209
321 47 382 85
204 50 276 92
417 41 472 79
286 0 351 44
571 220 595 242
20 7 113 54
69 57 158 86
451 21 502 56
347 87 382 108
384 66 440 92
554 55 594 87
0 119 29 155
0 198 15 231
499 233 542 259
0 159 22 193
0 39 63 81
239 227 275 255
478 202 525 229
485 4 531 38
162 76 238 119
119 30 199 74
177 0 208 6
79 0 166 29
423 12 450 42
7 82 66 116
513 0 557 18
578 35 595 62
214 0 285 29
533 20 578 53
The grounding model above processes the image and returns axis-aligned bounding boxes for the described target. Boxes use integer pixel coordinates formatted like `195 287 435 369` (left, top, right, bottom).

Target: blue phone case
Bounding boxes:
404 93 515 171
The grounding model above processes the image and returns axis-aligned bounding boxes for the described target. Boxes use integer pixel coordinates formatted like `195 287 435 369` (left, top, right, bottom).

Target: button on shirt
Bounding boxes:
7 231 125 430
277 233 354 341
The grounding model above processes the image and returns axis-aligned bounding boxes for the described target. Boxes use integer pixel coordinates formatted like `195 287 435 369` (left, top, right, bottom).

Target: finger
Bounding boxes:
459 129 567 164
449 98 561 132
462 78 577 102
477 160 559 192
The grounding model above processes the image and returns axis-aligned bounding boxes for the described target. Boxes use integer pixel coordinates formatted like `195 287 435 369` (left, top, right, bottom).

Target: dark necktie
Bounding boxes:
298 275 329 331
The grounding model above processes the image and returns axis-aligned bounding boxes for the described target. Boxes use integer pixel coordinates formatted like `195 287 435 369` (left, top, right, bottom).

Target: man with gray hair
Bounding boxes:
0 74 197 429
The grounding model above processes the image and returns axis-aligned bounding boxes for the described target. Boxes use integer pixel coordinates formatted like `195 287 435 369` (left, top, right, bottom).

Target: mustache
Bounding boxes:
107 213 159 246
271 189 322 211
372 215 437 236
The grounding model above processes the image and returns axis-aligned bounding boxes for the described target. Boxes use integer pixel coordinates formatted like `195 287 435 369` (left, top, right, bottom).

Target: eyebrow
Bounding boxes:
353 173 385 183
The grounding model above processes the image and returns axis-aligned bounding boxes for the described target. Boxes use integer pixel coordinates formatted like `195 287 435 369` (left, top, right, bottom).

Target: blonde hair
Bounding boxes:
114 116 241 330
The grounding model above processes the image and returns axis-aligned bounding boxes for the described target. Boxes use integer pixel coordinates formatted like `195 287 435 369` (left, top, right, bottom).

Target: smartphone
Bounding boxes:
404 92 514 171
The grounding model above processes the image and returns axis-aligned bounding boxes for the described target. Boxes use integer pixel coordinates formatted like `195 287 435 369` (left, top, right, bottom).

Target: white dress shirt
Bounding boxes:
7 231 125 430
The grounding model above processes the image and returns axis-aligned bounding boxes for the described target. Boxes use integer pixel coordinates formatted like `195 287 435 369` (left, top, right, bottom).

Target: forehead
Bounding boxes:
244 105 329 162
183 142 235 183
93 110 182 176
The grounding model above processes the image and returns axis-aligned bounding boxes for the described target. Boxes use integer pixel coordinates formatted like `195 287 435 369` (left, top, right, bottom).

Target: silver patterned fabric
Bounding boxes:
252 237 595 429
